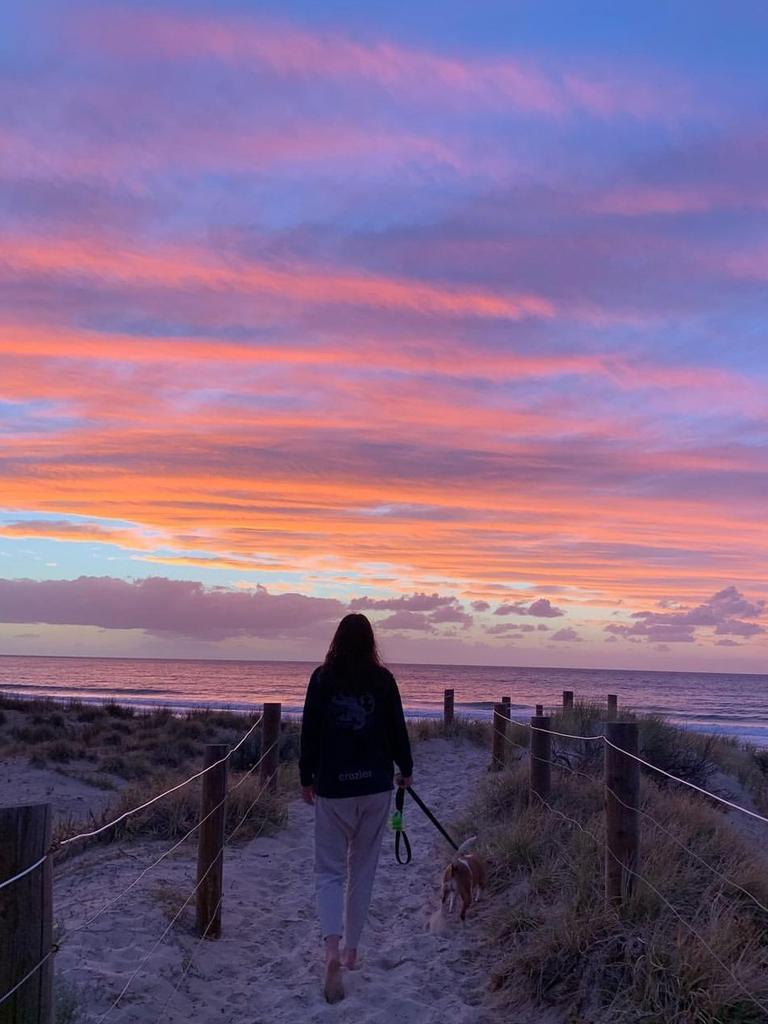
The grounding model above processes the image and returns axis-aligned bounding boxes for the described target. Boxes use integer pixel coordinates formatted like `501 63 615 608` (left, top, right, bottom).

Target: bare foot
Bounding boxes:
342 948 358 970
324 957 344 1003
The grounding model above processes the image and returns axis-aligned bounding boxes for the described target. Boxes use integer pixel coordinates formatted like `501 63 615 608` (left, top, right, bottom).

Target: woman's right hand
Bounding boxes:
395 774 412 789
301 784 316 805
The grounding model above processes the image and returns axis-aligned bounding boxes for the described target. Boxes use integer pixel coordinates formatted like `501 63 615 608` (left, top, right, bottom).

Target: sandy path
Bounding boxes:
55 738 505 1024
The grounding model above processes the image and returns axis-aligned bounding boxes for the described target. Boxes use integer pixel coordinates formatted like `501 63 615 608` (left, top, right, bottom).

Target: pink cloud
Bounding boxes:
591 185 768 216
351 592 473 630
550 627 582 642
428 605 473 627
0 576 344 640
76 12 692 121
376 610 435 632
350 592 457 612
486 622 537 636
494 598 565 618
606 586 765 645
1 236 554 322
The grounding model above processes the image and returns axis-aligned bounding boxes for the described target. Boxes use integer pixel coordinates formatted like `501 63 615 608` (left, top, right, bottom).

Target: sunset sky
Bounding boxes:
1 1 767 670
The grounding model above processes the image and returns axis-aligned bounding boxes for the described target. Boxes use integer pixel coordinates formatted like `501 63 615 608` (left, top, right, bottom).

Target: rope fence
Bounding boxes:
490 693 768 1021
1 688 765 1021
0 704 283 1022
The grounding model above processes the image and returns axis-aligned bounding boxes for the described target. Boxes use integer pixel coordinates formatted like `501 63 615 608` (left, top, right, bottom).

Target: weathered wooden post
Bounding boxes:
562 690 574 713
529 716 551 803
196 745 227 939
0 803 53 1024
443 688 455 728
535 704 544 717
607 694 618 720
605 722 640 906
260 702 282 792
491 703 507 771
501 696 511 717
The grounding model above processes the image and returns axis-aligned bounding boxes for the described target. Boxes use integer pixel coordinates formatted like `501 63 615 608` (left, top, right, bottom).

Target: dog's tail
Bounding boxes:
457 835 477 855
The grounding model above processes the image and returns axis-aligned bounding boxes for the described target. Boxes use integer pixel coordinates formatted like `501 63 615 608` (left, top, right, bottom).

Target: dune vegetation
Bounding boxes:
0 695 299 845
458 703 768 1023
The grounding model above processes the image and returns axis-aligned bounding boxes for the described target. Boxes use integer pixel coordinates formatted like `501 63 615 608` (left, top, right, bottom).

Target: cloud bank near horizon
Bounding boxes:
0 577 763 669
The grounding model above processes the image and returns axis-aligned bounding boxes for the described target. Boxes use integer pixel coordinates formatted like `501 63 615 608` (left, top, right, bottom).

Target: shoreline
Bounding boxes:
2 650 767 680
1 687 766 748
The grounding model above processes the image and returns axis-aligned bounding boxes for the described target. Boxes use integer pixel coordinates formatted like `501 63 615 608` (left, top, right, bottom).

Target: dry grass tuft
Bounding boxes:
106 769 290 842
473 760 768 1023
0 696 299 788
408 715 491 746
0 695 299 850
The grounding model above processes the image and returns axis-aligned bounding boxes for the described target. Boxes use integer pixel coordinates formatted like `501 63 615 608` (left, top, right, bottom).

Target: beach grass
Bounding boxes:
0 695 299 846
407 715 491 746
459 709 768 1023
0 695 298 773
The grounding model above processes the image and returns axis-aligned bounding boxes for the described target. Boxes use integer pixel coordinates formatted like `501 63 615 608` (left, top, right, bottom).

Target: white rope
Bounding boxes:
0 948 56 1009
530 790 602 844
95 766 279 1023
0 853 46 893
604 783 768 918
500 730 600 786
501 729 768 918
59 714 264 847
602 737 768 827
498 730 529 753
508 716 604 742
153 771 284 1022
603 844 768 1017
62 738 279 937
503 725 768 827
531 788 768 1019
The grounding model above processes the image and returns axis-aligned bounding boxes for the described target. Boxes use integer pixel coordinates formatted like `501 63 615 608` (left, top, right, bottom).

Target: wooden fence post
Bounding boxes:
535 704 544 717
491 703 507 771
260 702 282 792
443 689 455 728
196 744 227 939
0 803 53 1024
605 722 640 906
501 696 511 717
562 690 574 713
607 694 618 720
529 716 551 804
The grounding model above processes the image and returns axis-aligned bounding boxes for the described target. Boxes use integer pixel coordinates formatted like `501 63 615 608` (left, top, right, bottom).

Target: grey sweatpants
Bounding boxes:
314 791 391 949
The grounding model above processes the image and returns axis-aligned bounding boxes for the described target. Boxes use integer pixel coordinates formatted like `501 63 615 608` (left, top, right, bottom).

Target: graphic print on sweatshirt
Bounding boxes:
330 691 375 731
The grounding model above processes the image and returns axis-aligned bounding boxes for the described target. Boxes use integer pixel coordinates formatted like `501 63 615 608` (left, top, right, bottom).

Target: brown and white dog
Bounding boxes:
441 837 486 921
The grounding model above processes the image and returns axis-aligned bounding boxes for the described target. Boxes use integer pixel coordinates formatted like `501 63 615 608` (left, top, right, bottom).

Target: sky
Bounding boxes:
1 0 767 671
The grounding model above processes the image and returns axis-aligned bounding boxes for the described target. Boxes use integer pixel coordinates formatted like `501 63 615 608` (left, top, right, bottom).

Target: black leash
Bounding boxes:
391 785 460 865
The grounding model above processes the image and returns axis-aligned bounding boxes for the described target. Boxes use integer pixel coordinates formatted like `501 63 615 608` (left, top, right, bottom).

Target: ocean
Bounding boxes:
0 655 766 747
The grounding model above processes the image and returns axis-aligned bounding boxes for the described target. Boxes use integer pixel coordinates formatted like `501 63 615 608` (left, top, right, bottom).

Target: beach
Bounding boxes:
2 694 768 1022
30 736 505 1024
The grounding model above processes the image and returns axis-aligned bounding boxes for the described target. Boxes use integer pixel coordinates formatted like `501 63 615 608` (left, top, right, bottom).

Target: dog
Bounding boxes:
441 836 486 921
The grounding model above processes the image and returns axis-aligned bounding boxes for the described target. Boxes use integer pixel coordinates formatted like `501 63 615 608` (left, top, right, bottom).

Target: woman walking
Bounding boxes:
300 613 413 1003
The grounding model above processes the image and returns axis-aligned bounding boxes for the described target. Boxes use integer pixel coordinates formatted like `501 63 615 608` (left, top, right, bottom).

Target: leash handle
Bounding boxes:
393 786 412 864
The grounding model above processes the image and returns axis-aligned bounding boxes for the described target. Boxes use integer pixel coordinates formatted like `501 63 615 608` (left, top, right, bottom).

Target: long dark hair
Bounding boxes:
323 613 382 682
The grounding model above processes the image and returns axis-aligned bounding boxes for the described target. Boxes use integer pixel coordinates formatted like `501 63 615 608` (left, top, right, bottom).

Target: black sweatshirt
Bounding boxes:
299 664 414 799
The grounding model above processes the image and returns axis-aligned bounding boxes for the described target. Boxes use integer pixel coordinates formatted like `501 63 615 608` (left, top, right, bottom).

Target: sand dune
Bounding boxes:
54 737 509 1023
0 758 120 828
